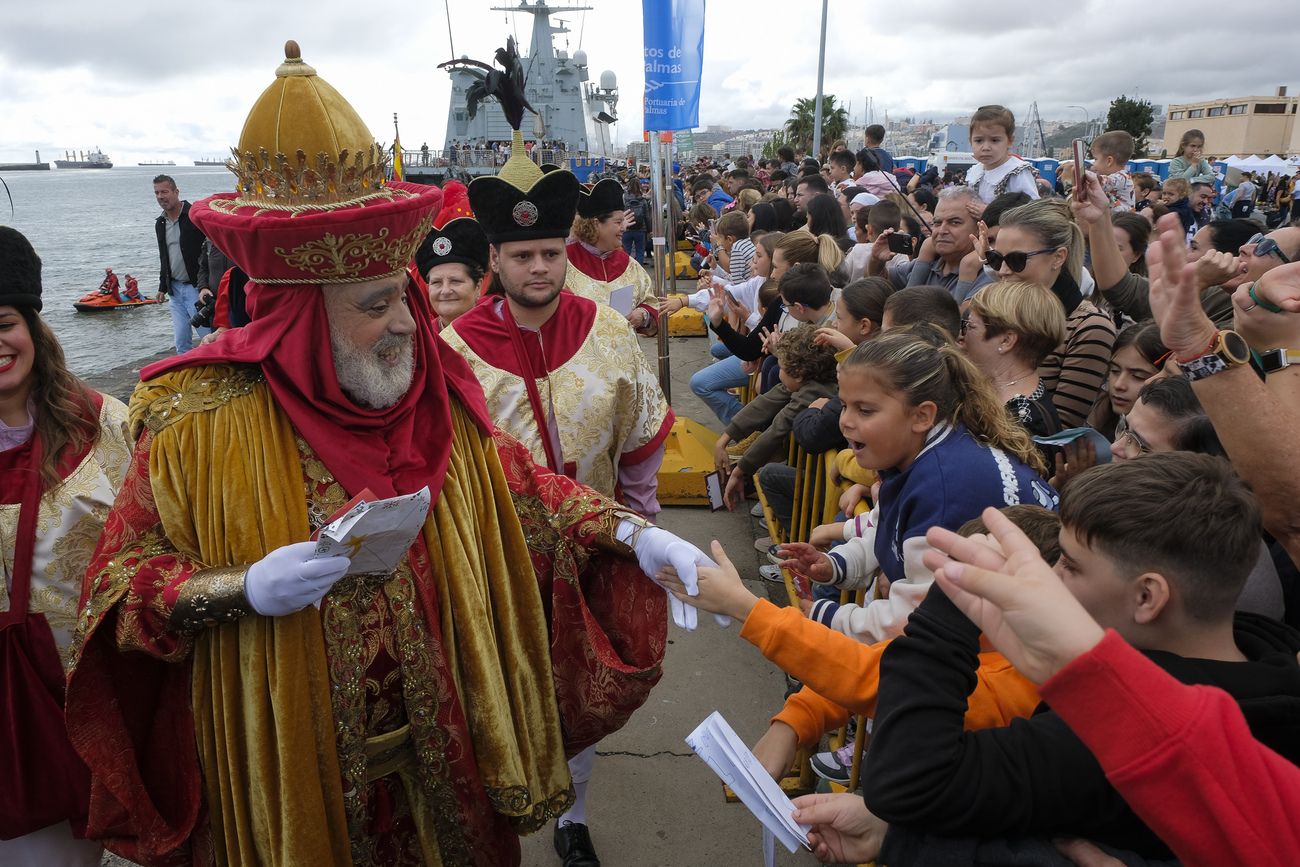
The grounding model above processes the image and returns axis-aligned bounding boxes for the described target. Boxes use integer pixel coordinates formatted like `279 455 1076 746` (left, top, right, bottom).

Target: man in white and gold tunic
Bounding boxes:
439 141 674 867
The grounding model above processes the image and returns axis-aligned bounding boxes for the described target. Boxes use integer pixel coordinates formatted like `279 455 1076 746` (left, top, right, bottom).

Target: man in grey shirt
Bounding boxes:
153 175 209 352
868 186 993 302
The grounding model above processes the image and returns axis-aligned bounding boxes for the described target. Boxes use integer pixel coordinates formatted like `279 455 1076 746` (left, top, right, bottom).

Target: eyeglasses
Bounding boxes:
985 248 1059 273
1117 426 1153 455
958 316 982 337
1246 233 1292 264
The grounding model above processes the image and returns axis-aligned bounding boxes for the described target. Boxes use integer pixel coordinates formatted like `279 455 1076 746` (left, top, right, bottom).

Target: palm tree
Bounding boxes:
785 98 817 150
784 95 850 157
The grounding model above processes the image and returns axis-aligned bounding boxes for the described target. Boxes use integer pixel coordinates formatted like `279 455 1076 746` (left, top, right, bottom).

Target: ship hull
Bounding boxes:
54 161 113 169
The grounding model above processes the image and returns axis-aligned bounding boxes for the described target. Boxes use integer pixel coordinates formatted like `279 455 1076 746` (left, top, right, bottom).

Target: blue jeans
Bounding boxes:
167 281 212 353
690 355 747 426
709 340 732 360
623 230 647 263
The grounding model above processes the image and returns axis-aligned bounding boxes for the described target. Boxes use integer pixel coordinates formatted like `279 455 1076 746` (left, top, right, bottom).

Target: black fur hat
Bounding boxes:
577 178 625 219
415 217 490 277
469 170 580 245
0 226 42 311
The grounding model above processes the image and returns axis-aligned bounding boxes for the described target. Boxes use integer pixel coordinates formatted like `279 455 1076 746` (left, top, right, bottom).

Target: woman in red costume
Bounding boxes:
0 226 132 866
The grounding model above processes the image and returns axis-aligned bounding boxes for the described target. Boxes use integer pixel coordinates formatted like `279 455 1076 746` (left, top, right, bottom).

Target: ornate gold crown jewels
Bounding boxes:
226 145 391 208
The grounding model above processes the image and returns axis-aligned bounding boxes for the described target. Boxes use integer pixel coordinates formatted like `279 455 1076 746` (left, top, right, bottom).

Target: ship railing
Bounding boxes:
399 147 569 170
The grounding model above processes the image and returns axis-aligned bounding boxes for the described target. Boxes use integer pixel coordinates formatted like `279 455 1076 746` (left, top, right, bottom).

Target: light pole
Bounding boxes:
1068 105 1092 139
811 0 828 160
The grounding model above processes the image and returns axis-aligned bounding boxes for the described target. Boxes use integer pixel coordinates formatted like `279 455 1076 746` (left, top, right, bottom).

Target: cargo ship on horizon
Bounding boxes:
55 148 113 169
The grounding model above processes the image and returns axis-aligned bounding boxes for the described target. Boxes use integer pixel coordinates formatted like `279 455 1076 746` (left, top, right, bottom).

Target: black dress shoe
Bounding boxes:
553 821 601 867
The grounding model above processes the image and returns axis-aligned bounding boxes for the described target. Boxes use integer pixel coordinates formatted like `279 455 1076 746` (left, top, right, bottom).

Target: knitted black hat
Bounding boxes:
415 217 490 277
577 178 625 219
0 226 42 312
469 169 580 245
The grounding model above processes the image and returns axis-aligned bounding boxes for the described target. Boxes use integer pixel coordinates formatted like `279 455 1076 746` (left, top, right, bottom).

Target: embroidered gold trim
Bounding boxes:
71 532 170 663
169 566 251 632
263 210 435 284
143 367 264 434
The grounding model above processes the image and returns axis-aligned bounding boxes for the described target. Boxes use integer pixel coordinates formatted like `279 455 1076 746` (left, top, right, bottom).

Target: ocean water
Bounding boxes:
0 165 235 375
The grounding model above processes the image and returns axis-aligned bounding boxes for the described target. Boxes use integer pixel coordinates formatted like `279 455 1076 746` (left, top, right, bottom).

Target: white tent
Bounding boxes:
1221 154 1296 175
1260 154 1297 175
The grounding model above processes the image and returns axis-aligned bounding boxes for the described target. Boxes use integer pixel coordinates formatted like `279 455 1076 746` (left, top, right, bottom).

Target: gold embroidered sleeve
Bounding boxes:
169 565 253 633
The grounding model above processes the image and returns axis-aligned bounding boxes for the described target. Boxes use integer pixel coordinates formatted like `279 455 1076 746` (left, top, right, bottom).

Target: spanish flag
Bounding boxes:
392 112 404 181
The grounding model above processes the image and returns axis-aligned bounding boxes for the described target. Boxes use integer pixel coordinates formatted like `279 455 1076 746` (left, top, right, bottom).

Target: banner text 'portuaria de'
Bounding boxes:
641 0 705 132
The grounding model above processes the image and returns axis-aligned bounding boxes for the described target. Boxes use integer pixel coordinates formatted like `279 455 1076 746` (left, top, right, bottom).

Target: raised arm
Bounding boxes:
1146 216 1300 562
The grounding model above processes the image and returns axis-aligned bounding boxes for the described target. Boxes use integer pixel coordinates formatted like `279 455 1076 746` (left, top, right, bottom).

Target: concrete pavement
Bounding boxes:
520 332 820 867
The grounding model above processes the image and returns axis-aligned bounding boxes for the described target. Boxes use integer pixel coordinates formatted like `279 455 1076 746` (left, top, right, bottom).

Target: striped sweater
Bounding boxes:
1039 298 1117 428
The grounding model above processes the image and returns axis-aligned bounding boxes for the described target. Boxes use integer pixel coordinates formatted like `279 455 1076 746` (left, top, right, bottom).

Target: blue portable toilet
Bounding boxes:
1028 158 1060 188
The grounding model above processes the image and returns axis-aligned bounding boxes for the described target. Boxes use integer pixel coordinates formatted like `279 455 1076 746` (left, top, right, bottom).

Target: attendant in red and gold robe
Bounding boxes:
441 131 683 867
65 43 711 867
566 178 660 336
0 227 131 867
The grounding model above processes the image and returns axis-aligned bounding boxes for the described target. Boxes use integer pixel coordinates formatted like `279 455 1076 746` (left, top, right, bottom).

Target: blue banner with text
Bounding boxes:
642 0 706 132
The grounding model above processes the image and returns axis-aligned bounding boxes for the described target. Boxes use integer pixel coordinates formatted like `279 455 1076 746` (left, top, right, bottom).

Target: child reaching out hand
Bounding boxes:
778 325 1056 643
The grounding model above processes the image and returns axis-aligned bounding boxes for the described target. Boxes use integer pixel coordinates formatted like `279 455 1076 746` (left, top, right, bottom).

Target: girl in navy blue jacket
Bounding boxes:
780 325 1058 643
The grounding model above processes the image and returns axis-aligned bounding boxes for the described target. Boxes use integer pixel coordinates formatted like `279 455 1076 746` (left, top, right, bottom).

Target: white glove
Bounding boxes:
243 541 351 617
617 521 732 630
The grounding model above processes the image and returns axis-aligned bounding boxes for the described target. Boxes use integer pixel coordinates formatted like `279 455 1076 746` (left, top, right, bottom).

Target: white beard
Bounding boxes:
329 323 415 409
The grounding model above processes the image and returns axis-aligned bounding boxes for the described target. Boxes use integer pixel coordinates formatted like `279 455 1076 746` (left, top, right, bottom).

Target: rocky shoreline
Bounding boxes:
80 351 170 402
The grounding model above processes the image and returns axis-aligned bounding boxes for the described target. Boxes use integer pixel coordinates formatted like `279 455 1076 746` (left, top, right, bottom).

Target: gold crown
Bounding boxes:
224 40 391 208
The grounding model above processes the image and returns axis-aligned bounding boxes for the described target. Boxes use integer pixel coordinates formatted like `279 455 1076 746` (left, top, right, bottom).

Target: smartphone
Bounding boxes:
887 232 915 255
1072 138 1088 200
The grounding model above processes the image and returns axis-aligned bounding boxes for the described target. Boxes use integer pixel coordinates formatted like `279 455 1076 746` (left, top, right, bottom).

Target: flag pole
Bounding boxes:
392 112 404 181
649 131 670 401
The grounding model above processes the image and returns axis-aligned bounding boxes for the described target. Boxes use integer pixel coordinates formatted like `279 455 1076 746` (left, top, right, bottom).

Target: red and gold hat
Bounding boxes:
189 40 442 285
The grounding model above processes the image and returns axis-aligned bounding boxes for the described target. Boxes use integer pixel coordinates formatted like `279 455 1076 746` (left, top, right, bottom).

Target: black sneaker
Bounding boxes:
554 821 601 867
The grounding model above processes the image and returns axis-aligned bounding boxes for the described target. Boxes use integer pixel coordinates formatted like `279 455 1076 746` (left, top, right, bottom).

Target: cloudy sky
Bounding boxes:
1 0 1295 164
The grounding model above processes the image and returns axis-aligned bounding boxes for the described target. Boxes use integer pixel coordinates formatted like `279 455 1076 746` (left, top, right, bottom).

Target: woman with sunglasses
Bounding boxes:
989 199 1117 427
960 280 1066 440
0 227 132 864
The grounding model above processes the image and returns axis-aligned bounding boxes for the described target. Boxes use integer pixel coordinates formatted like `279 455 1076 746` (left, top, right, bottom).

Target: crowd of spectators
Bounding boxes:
638 109 1300 866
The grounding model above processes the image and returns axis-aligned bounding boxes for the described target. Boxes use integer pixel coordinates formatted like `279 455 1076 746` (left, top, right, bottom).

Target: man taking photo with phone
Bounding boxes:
868 186 993 302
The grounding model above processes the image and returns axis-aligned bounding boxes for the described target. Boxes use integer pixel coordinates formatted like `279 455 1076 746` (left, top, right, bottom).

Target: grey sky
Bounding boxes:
1 0 1294 163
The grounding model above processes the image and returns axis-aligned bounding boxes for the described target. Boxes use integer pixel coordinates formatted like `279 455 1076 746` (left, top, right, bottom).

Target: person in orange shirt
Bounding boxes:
657 505 1060 781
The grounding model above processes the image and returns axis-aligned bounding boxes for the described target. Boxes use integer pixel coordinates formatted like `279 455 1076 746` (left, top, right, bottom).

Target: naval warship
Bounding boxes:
402 1 619 183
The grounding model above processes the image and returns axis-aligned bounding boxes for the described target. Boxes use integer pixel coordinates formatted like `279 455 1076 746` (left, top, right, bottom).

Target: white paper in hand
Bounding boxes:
608 284 636 317
313 487 431 576
685 711 811 854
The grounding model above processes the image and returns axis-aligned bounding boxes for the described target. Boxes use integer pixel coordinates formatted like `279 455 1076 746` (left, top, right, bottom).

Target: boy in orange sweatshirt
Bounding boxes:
656 505 1060 781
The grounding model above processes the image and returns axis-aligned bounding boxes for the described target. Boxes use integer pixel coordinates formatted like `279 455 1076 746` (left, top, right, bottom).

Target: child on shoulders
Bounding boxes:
964 105 1041 204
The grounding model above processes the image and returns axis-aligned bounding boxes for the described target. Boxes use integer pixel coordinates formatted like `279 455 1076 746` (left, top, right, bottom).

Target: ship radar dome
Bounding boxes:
599 70 617 90
573 49 588 67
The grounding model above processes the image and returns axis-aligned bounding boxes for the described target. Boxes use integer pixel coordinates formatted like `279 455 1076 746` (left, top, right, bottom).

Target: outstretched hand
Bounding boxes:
776 541 834 583
658 540 752 623
1147 213 1218 358
921 507 1105 683
790 793 888 864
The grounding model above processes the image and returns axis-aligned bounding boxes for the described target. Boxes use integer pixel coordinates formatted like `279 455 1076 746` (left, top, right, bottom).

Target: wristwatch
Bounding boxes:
1179 330 1251 381
1258 348 1300 374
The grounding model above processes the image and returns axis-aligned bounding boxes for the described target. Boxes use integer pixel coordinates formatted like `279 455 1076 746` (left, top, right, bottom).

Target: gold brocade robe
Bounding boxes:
66 364 623 867
440 294 673 500
0 396 131 671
